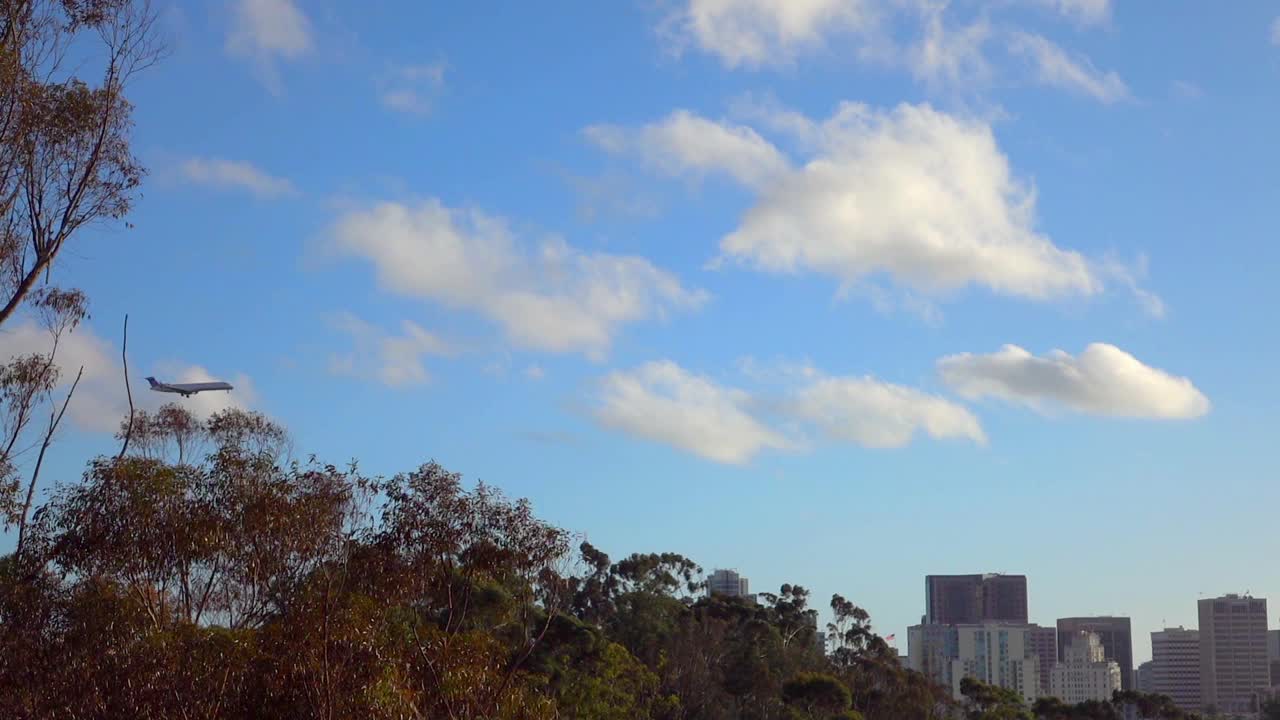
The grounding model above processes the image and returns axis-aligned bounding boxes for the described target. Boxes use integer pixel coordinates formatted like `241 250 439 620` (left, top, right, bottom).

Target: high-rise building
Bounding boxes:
908 622 1041 703
706 569 750 598
1269 629 1280 688
926 574 1028 625
1199 594 1270 716
1027 624 1058 697
1057 617 1134 691
1051 631 1122 704
1151 627 1200 713
1136 661 1155 694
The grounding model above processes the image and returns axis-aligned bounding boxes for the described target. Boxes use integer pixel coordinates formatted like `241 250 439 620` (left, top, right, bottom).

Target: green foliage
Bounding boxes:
2 409 962 719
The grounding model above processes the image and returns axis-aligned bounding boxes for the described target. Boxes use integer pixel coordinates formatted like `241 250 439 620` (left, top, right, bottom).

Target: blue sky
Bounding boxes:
4 0 1280 663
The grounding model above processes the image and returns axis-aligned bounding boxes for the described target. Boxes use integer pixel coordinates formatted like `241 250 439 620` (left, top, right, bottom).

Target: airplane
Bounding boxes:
145 376 234 398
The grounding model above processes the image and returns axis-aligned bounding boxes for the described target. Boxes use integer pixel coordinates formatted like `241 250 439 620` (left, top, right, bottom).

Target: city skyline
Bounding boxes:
1 1 1280 678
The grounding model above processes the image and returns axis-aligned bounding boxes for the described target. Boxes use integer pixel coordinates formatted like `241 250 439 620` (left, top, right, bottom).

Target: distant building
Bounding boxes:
1199 594 1270 716
1136 661 1154 694
926 574 1028 625
706 569 750 598
1027 624 1058 697
1051 631 1122 704
1151 627 1200 713
908 622 1041 703
1057 617 1134 691
1269 629 1280 688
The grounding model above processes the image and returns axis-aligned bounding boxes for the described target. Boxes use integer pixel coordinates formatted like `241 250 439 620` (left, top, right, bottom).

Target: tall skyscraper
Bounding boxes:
926 574 1028 624
1199 595 1270 716
908 622 1041 702
1151 627 1200 712
1057 617 1134 690
1051 631 1122 704
706 569 750 598
1269 629 1280 688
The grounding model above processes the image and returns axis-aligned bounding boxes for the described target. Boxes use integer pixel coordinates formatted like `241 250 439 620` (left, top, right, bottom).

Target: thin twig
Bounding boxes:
117 313 133 459
15 364 82 559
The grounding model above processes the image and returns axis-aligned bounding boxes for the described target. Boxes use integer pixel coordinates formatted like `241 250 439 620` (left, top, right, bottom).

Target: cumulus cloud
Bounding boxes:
660 0 881 69
789 374 986 448
379 62 447 116
330 199 707 359
226 0 312 92
180 157 298 198
1008 32 1129 103
327 312 453 387
595 102 1105 304
0 322 256 434
592 360 984 464
938 343 1210 419
593 361 794 464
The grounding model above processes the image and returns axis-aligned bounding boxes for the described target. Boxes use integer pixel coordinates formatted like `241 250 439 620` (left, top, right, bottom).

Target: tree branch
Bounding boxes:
117 313 132 459
15 363 81 559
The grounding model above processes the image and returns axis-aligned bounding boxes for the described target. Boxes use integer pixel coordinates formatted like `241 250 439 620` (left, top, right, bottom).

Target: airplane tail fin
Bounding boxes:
145 376 159 388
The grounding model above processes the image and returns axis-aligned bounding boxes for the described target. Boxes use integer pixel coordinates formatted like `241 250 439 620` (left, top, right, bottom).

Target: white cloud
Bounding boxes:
226 0 312 92
0 322 256 434
1008 31 1129 103
788 374 987 448
180 157 298 198
327 312 452 387
593 361 793 464
1030 0 1111 26
602 102 1099 301
938 343 1210 419
661 0 881 69
330 199 707 359
584 110 789 190
908 9 993 89
592 359 985 464
379 62 447 116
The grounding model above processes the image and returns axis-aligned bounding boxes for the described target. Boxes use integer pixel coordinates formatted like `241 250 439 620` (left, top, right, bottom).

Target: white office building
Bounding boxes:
909 622 1041 703
1051 631 1122 704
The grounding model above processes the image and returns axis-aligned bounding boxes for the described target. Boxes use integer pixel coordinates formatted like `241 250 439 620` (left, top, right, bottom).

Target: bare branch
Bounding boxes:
117 312 132 458
15 362 80 558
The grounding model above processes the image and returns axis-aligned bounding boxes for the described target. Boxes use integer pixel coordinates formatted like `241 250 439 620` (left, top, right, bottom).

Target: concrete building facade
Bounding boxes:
925 574 1029 625
706 569 750 598
1057 616 1134 691
1151 627 1201 713
908 622 1041 703
1199 594 1270 716
1050 631 1122 704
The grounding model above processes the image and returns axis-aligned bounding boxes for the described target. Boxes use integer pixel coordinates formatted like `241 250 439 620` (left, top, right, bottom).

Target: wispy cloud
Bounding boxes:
378 62 447 116
1008 31 1129 103
327 312 454 387
226 0 313 93
180 157 298 198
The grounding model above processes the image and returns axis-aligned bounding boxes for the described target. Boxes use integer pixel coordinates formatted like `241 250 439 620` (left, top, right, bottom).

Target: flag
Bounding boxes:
885 634 896 642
